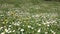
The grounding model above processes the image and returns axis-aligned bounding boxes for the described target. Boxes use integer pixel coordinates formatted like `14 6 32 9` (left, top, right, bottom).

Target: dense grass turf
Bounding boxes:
0 0 60 34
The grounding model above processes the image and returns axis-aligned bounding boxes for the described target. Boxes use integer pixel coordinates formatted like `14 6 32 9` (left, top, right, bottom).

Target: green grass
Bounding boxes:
0 0 60 34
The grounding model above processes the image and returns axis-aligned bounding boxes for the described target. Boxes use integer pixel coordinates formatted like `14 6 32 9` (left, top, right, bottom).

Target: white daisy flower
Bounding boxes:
37 29 41 32
20 29 24 32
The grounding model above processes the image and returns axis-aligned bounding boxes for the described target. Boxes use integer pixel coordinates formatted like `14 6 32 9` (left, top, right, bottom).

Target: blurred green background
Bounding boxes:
0 0 60 34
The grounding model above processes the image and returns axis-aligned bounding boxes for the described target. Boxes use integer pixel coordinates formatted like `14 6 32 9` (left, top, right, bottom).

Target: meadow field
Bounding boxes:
0 0 60 34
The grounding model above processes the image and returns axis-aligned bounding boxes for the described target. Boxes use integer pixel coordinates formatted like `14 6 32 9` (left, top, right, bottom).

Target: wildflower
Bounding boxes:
12 22 20 26
23 25 24 26
13 30 15 32
43 23 46 25
47 24 50 27
9 25 12 27
45 32 48 34
37 23 41 26
38 24 41 26
31 27 34 29
20 29 24 32
50 29 56 34
37 29 41 32
28 25 31 28
8 31 12 33
14 23 20 26
46 21 51 24
5 28 11 33
5 29 8 32
0 27 3 30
